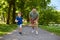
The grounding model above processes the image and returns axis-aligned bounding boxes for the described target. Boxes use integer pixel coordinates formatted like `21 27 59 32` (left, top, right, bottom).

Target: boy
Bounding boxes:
15 12 23 35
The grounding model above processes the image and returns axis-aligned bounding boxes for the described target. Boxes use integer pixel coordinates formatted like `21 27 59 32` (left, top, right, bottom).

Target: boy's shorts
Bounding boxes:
18 24 22 28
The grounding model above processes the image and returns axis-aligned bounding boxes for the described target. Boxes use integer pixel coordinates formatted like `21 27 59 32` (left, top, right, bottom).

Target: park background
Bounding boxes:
0 0 60 36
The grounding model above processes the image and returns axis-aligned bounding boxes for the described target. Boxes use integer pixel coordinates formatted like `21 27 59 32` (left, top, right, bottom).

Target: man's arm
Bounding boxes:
35 13 39 21
36 17 39 21
29 12 31 21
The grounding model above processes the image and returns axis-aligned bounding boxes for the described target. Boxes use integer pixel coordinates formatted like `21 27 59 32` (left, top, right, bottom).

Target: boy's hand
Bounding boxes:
22 19 24 22
15 20 18 22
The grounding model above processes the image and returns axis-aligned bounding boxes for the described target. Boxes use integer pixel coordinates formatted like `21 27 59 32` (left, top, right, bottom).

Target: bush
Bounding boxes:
0 24 17 36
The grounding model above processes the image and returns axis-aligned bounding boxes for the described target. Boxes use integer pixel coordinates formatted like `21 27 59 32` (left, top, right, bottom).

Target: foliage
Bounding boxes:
0 0 60 25
39 6 60 25
39 25 60 36
0 24 17 36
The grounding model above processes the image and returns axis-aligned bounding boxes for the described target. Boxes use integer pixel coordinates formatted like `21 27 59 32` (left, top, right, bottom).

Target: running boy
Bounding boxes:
15 12 23 35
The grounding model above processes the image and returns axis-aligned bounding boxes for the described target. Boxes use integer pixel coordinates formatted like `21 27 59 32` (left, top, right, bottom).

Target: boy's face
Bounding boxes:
18 13 21 17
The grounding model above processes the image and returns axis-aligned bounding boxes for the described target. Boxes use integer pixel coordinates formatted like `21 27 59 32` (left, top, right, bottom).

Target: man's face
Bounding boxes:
32 9 36 13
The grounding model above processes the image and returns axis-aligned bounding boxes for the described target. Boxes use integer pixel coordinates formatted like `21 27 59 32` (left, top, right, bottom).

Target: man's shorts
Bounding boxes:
30 19 35 24
30 19 38 26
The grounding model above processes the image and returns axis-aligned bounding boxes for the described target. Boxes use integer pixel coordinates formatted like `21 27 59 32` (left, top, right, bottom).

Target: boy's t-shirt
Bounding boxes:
15 16 23 25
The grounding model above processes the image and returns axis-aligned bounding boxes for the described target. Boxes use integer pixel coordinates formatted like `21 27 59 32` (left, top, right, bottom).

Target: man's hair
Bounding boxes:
32 8 36 9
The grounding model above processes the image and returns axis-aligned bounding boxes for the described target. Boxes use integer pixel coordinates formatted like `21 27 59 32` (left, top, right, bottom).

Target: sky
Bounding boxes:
50 0 60 10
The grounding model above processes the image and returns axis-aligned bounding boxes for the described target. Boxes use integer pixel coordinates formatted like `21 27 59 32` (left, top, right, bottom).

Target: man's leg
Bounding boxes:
35 22 38 34
32 24 34 30
36 25 38 34
31 24 35 33
30 19 35 33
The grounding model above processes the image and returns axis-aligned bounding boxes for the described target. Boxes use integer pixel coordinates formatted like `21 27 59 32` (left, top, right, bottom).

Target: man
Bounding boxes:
29 8 39 34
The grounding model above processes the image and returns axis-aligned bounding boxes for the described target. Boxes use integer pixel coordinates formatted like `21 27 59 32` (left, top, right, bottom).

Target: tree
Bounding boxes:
6 0 16 24
6 0 12 24
12 0 16 24
1 0 60 25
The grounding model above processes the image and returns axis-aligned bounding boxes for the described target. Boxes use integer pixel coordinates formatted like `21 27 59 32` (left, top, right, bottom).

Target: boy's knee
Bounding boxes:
19 24 22 28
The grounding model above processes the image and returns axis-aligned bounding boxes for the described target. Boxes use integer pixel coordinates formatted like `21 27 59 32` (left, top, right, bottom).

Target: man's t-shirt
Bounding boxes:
29 11 39 20
15 16 23 25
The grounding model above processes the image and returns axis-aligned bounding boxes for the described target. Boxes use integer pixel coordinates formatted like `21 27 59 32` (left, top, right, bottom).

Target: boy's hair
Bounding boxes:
18 12 23 17
18 12 22 15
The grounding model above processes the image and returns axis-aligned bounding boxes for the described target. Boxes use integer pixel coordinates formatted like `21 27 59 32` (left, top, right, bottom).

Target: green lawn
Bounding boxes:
0 24 17 36
39 25 60 36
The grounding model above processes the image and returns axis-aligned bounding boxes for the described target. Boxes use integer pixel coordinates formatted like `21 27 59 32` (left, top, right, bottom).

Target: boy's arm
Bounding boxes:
22 18 24 22
15 17 18 22
15 20 18 22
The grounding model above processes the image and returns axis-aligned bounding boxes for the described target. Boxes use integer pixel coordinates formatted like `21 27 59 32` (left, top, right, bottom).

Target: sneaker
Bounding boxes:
19 32 22 35
32 30 35 33
36 31 38 34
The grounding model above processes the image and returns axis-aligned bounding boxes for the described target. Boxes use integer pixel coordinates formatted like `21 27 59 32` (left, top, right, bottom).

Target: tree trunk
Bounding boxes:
7 2 12 24
2 13 5 22
12 0 16 24
20 0 25 17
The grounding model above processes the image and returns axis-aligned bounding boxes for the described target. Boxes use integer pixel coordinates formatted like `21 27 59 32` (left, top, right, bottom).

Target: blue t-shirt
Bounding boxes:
15 16 23 25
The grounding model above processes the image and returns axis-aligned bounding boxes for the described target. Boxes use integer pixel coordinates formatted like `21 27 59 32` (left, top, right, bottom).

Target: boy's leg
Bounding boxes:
19 24 22 34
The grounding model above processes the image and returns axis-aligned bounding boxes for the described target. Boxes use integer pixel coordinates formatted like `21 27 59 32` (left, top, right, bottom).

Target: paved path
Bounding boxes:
0 26 60 40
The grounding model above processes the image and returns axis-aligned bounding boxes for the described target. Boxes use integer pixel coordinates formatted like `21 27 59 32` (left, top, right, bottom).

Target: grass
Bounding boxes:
0 24 17 36
0 23 60 36
0 20 28 36
39 25 60 36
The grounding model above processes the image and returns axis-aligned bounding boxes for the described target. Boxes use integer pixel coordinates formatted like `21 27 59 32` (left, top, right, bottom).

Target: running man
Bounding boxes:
29 8 39 34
